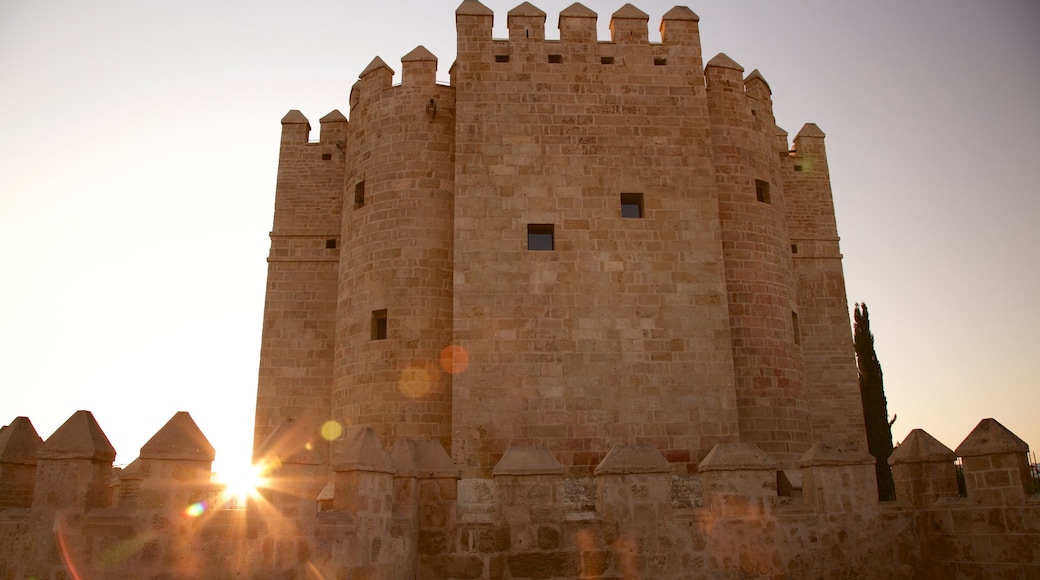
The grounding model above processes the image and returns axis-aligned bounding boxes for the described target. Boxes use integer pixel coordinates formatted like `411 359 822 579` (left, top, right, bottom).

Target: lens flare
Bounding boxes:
184 502 207 518
398 363 432 398
439 344 470 375
321 420 343 441
215 462 271 508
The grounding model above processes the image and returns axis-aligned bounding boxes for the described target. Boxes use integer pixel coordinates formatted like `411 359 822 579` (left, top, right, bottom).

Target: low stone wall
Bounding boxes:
0 413 1036 578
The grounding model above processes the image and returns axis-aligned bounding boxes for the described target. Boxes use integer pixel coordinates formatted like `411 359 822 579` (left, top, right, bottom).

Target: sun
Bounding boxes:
214 462 269 508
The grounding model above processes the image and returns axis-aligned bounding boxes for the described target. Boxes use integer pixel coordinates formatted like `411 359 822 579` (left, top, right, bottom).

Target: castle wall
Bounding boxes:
451 3 739 478
333 51 456 452
3 411 1036 579
253 111 345 469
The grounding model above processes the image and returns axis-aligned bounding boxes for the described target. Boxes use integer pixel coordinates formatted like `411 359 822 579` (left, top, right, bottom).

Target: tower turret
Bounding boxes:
784 123 865 445
706 53 811 467
333 48 456 453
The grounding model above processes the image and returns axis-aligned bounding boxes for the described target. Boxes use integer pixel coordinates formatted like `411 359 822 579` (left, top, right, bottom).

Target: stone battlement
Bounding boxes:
1 411 1036 577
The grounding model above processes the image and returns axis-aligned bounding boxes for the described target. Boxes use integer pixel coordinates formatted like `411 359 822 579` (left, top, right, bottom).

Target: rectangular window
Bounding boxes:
495 54 510 63
620 192 644 218
654 57 668 66
548 54 562 64
355 181 365 209
792 311 801 346
321 153 332 161
326 239 337 249
755 179 771 204
794 165 804 172
601 56 615 65
527 224 554 251
371 309 387 340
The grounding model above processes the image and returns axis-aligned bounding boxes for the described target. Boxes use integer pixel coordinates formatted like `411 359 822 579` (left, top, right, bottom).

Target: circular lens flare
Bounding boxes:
184 501 207 517
321 420 343 441
439 344 470 375
399 364 432 398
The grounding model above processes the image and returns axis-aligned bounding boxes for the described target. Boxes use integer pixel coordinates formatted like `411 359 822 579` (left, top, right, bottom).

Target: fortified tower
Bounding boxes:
252 0 865 482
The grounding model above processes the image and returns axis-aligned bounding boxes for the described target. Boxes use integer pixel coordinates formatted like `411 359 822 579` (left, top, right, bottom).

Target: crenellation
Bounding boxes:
507 2 546 42
609 4 650 44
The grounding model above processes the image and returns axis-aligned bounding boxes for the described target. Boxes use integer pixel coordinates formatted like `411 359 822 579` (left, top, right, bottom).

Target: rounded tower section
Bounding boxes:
706 54 811 466
334 48 455 452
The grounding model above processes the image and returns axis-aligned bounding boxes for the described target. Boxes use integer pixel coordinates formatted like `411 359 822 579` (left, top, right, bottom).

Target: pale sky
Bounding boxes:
2 0 1038 477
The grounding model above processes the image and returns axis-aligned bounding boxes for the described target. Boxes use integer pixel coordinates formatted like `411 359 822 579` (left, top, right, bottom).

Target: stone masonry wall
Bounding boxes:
452 2 738 479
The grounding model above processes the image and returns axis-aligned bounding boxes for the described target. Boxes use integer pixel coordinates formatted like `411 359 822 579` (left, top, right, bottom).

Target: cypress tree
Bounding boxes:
854 303 896 501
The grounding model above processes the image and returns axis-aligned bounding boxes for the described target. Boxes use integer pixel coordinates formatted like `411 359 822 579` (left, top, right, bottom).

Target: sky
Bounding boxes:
1 0 1038 478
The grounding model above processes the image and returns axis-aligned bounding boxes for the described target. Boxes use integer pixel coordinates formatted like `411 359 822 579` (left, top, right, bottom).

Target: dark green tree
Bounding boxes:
854 303 896 501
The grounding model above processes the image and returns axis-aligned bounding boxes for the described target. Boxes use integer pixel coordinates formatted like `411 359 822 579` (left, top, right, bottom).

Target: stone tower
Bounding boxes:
253 0 865 481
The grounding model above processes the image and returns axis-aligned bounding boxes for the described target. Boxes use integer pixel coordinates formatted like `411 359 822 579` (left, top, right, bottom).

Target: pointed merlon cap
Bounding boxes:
560 2 596 18
0 417 44 465
360 56 395 78
281 110 310 126
39 410 116 462
594 445 671 475
955 418 1029 457
508 2 546 17
139 412 215 462
255 416 323 465
612 3 649 19
492 446 564 476
745 69 771 92
332 427 395 474
706 52 744 72
663 6 699 21
889 429 955 465
796 123 826 139
457 0 493 15
698 442 776 472
319 109 347 123
402 45 437 63
389 439 460 479
798 440 875 468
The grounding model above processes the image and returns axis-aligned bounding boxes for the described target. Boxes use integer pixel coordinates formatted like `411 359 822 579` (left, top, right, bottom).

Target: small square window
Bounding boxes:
326 239 337 249
620 192 644 218
321 153 332 161
371 309 387 340
355 181 365 209
527 224 554 251
548 54 562 64
755 179 771 204
601 56 615 65
791 244 798 254
794 165 804 172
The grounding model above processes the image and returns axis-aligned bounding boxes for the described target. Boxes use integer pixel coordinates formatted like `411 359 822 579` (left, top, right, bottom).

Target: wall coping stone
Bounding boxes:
698 443 776 472
798 440 874 468
140 412 215 462
390 439 460 479
0 416 43 465
955 418 1029 457
38 410 116 462
593 444 670 475
492 446 563 476
889 429 955 465
332 427 395 474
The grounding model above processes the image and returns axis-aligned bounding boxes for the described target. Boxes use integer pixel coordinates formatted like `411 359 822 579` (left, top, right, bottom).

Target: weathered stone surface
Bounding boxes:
139 412 214 462
492 447 563 477
955 418 1029 457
